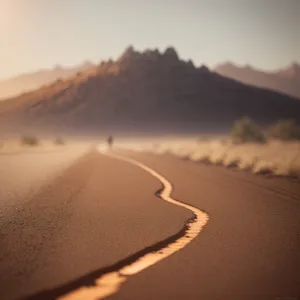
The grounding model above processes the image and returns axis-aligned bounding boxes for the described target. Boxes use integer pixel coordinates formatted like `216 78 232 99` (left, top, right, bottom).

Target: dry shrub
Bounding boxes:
269 120 300 141
231 117 266 144
223 155 240 168
54 137 65 145
21 135 39 146
252 160 276 175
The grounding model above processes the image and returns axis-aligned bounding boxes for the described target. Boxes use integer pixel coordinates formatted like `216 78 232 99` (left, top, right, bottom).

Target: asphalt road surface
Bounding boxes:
1 148 300 300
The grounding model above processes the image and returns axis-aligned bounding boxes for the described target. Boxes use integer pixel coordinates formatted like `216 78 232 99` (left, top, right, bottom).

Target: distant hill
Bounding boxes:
0 61 95 100
276 63 300 83
214 62 300 99
0 47 300 136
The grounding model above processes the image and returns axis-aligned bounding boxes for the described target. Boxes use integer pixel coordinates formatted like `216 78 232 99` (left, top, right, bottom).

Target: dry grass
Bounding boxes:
0 138 70 154
144 139 300 179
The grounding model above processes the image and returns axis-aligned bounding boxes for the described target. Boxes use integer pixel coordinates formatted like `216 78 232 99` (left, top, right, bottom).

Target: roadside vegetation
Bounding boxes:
269 120 300 141
145 117 300 179
54 137 65 145
21 135 39 146
0 135 69 154
231 116 266 144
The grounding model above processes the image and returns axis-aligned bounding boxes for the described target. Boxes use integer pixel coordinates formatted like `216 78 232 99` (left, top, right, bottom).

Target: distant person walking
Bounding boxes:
107 135 114 149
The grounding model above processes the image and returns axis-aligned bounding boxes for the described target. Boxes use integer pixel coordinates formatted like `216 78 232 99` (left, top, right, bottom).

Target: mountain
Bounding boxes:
1 47 300 137
276 63 300 83
0 61 95 100
214 62 300 99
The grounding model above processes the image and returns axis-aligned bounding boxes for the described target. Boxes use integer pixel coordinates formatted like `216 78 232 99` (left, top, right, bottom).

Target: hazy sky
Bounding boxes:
0 0 299 79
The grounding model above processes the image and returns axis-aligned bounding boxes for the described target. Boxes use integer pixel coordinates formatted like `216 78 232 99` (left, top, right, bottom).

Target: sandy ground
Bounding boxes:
109 151 300 300
0 150 190 300
0 144 89 208
0 139 68 154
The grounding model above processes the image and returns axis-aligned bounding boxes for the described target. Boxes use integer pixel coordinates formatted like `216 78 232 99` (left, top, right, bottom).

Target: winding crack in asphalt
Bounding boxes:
23 150 209 300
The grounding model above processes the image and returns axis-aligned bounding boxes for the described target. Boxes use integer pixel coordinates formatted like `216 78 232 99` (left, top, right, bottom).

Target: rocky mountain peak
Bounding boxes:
163 47 179 61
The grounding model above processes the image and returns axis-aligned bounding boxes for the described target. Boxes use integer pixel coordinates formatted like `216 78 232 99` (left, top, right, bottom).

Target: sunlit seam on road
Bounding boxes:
58 148 209 300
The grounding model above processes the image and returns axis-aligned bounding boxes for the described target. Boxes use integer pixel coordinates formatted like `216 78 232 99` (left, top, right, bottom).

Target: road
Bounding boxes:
1 148 300 300
0 148 190 300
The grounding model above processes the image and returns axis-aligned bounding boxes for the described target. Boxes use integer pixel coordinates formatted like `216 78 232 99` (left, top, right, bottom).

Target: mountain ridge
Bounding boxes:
1 47 300 136
214 62 300 99
0 61 95 101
